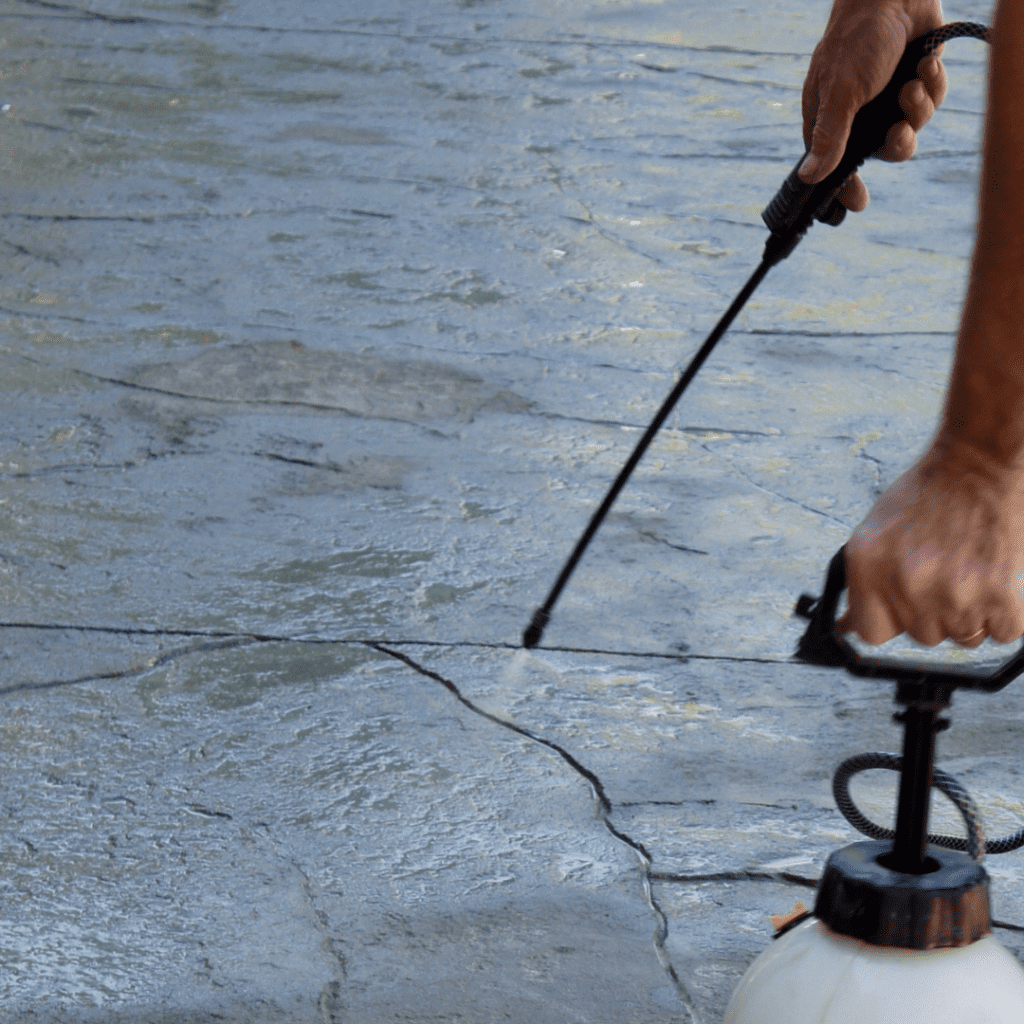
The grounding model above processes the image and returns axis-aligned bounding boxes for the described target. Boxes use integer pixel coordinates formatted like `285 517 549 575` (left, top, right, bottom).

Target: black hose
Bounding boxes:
522 258 772 649
833 752 1024 864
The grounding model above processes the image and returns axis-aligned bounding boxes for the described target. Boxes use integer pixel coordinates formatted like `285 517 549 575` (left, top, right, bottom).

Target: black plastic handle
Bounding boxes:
794 545 1024 692
762 22 990 262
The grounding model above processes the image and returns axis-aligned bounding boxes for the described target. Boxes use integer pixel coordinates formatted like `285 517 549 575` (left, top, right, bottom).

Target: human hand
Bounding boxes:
798 0 947 212
840 434 1024 647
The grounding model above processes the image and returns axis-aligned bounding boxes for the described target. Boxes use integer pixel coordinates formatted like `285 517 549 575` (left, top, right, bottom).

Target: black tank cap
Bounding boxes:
814 840 991 950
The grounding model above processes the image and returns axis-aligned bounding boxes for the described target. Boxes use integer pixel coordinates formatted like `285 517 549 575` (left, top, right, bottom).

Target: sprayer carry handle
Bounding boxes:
794 545 1024 693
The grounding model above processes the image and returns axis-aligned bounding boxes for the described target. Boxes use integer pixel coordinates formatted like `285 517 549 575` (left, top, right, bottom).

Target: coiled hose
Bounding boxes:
834 752 1024 864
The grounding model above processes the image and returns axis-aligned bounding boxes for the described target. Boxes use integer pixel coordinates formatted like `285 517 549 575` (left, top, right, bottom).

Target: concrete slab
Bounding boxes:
0 0 1018 1021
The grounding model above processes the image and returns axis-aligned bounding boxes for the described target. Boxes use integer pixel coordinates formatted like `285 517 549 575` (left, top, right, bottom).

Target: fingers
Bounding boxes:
918 52 947 111
989 612 1024 645
843 539 902 644
840 592 900 645
905 54 946 130
878 120 917 164
801 53 948 197
950 627 986 649
901 77 935 132
798 87 859 184
845 566 1024 649
874 56 946 161
847 599 990 648
837 172 868 213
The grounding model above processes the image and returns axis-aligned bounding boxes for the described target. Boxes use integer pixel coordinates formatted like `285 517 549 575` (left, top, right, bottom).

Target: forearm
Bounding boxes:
825 0 1024 648
941 0 1024 468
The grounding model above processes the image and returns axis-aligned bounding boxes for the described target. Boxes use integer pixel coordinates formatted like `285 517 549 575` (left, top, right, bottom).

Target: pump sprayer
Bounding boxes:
723 547 1024 1023
516 19 1024 1020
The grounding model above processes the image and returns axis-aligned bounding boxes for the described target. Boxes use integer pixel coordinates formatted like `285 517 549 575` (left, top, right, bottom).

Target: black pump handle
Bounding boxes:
794 545 1024 692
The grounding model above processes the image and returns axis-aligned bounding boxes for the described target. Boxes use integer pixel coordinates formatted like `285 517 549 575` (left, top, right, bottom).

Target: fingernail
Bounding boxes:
798 152 820 183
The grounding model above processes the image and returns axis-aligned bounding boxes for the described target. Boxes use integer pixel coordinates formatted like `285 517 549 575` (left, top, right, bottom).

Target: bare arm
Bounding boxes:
944 0 1024 466
844 0 1024 647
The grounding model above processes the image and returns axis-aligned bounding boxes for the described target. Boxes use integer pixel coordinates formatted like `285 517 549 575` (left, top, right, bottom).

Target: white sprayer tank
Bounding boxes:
724 914 1024 1024
724 840 1024 1024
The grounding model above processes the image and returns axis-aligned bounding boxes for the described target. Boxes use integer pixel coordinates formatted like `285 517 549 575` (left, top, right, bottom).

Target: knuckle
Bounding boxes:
837 174 868 213
989 623 1018 645
907 622 942 647
990 602 1024 645
878 123 916 162
948 577 982 610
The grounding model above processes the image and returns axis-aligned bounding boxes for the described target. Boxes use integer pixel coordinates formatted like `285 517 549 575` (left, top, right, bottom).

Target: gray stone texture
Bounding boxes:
0 0 1019 1020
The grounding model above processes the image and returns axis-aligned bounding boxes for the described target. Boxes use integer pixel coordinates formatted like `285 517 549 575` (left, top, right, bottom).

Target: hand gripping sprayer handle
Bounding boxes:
761 21 990 266
794 545 1024 694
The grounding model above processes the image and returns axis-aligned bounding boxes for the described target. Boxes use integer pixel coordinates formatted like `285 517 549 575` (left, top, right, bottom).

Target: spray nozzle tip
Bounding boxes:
522 608 550 649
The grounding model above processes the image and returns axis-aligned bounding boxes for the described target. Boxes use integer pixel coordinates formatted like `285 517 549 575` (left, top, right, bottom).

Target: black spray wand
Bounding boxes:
522 22 990 650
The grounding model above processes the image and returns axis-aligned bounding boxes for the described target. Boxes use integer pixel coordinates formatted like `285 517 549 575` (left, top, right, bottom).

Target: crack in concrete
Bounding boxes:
0 621 804 670
49 363 455 436
0 236 60 265
856 448 885 496
251 827 348 1023
0 635 259 695
620 799 719 808
648 873 1024 935
185 803 233 820
651 868 818 887
0 303 94 324
12 1 810 62
5 210 242 223
863 361 946 390
22 0 148 24
253 449 408 485
0 459 142 480
561 206 666 267
5 620 1021 1000
743 328 954 338
3 206 383 224
368 641 706 1022
638 529 710 556
691 437 851 529
536 409 651 431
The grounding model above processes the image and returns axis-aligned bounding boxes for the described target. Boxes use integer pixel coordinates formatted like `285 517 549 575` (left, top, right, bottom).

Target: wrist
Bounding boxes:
931 418 1024 482
940 281 1024 470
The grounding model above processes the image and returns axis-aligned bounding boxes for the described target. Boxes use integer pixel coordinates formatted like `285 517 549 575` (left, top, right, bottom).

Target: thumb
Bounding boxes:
798 97 857 184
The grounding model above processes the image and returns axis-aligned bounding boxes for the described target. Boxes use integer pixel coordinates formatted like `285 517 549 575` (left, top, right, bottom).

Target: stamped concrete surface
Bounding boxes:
0 0 1020 1020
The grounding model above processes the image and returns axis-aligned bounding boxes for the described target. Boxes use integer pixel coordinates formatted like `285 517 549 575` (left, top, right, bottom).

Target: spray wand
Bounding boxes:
522 22 990 650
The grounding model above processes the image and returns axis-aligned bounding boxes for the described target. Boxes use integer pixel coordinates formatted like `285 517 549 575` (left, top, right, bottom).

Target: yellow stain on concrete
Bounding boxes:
849 429 883 455
681 701 716 721
782 292 888 329
716 369 756 384
657 430 690 453
699 108 744 119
